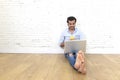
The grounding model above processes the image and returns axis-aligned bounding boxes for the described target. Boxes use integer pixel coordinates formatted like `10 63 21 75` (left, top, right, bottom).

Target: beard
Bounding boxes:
69 26 75 30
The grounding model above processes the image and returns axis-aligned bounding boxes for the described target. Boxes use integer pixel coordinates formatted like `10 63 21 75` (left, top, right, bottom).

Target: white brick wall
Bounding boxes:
0 0 120 54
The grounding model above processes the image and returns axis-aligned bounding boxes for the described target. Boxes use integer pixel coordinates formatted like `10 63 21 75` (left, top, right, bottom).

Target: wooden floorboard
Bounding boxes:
0 53 120 80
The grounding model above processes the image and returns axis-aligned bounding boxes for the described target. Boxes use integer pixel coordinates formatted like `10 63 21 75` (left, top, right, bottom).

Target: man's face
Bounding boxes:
67 20 76 29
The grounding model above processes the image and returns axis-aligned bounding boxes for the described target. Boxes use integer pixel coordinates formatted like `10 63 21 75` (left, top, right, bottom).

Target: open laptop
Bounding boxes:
64 40 86 53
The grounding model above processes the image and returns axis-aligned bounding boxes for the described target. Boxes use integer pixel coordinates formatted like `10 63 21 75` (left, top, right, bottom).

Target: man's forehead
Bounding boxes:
68 20 76 23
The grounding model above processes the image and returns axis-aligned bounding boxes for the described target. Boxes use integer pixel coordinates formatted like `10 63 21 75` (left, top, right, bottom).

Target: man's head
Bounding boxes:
67 16 77 30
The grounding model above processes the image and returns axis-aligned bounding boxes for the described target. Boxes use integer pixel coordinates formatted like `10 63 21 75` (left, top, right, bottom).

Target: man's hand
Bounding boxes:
60 42 64 48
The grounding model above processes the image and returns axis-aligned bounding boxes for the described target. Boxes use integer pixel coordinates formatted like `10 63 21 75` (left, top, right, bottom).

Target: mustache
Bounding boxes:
70 26 75 27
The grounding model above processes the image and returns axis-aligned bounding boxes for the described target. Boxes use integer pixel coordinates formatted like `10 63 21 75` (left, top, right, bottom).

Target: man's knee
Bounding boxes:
69 53 73 56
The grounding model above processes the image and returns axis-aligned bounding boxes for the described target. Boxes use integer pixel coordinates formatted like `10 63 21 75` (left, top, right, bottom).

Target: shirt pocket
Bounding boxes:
75 35 80 40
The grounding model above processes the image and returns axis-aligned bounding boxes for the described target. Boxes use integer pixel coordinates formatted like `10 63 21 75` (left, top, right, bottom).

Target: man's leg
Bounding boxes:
64 53 80 70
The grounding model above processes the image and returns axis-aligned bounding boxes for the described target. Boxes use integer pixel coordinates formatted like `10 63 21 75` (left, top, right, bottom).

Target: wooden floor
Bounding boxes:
0 53 120 80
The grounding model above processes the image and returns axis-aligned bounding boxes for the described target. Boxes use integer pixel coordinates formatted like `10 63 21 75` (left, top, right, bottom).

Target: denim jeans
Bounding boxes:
64 50 78 70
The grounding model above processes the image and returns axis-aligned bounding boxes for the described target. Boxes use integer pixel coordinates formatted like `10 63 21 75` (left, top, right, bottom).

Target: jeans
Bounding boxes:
64 50 78 70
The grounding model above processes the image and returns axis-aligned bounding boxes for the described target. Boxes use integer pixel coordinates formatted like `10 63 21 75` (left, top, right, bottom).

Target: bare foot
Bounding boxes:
74 51 83 70
74 53 81 70
82 67 86 74
77 51 86 74
77 54 84 72
78 50 85 62
74 61 80 69
78 62 86 74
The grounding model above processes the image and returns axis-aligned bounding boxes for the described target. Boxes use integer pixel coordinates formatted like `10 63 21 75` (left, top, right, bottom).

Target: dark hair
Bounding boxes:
67 16 77 23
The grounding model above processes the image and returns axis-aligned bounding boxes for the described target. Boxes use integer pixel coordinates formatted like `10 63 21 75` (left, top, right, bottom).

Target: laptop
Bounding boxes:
64 40 86 53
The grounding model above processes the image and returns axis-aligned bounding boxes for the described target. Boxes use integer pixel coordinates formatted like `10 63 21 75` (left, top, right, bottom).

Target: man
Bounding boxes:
59 16 86 74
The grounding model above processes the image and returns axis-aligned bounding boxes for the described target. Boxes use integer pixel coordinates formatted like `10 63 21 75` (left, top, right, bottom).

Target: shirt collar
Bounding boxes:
67 28 77 34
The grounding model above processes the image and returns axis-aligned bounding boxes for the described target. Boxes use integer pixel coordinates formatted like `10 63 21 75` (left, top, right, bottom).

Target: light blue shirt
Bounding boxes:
59 28 81 44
